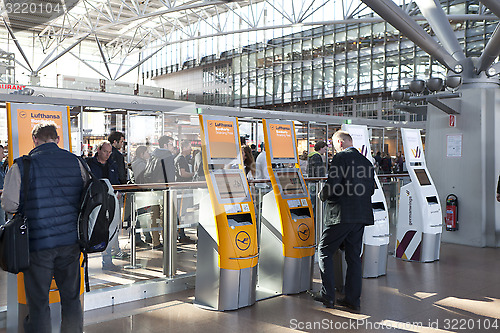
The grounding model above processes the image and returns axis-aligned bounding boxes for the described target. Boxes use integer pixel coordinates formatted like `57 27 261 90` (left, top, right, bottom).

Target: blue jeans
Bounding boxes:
23 244 83 333
318 223 365 307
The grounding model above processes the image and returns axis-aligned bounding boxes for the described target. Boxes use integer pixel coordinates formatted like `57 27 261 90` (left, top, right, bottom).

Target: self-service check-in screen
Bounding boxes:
276 169 306 198
414 169 431 186
214 171 249 201
206 119 238 160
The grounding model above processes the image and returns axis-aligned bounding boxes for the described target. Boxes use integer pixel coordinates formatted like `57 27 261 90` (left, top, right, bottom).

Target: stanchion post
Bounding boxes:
130 194 136 266
315 181 324 249
163 189 177 278
257 186 262 248
125 193 141 269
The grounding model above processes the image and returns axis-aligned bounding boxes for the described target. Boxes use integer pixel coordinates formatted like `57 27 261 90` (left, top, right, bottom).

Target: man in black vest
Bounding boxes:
311 130 374 311
2 123 89 333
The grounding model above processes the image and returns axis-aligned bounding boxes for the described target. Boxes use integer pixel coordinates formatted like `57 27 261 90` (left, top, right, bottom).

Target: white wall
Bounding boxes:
152 67 204 97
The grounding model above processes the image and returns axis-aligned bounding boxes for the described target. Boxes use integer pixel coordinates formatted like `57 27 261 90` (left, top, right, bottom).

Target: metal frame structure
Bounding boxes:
0 1 498 85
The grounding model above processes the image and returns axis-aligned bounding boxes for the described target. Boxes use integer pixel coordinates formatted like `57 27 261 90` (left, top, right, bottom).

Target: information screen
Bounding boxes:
214 172 248 200
206 119 238 159
269 123 295 159
414 169 431 186
276 170 306 197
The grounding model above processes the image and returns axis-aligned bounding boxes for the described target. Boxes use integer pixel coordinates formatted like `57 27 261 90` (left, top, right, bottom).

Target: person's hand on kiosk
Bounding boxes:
497 193 500 202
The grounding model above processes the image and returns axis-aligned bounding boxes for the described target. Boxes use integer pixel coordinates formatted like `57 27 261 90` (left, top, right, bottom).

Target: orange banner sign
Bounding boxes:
7 103 71 165
17 109 66 155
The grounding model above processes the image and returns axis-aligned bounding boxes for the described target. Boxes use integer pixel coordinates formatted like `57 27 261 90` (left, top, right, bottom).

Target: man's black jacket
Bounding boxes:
110 146 127 184
320 147 375 225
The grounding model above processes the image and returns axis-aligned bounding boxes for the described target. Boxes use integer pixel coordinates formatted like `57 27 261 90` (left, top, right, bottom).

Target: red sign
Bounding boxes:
449 115 456 127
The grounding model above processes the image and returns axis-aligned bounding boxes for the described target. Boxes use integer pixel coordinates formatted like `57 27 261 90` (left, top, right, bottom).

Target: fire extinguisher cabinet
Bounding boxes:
445 194 458 231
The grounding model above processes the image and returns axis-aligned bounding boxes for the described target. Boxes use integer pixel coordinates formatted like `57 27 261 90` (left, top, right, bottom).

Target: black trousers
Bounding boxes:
23 244 83 333
318 223 364 307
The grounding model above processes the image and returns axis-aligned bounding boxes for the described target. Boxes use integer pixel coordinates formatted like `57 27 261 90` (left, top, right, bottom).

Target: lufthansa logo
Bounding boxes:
19 111 27 118
297 223 310 241
235 231 250 251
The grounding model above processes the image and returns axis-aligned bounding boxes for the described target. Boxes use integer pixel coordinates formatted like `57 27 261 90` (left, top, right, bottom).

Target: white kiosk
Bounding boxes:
342 124 390 278
396 128 442 262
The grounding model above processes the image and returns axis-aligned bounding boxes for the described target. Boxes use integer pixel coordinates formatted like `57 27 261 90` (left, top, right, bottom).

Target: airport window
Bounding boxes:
140 0 488 121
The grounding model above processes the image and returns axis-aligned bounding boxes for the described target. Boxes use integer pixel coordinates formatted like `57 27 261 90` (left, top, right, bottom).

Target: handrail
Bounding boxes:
0 174 411 195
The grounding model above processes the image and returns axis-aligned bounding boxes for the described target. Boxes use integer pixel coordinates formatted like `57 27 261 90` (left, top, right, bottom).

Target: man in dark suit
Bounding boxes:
311 130 375 311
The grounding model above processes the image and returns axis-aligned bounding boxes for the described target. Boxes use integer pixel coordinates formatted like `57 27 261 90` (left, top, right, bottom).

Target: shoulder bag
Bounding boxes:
0 156 31 274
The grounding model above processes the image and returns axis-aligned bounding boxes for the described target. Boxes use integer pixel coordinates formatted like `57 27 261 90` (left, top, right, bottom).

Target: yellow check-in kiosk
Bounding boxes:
195 115 259 311
5 102 84 333
257 119 315 296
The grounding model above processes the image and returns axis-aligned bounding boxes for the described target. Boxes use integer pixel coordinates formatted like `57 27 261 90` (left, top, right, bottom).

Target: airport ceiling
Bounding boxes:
1 1 499 81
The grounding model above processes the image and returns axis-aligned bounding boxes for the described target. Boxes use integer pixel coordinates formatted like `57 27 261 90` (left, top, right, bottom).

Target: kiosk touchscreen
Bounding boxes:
258 119 315 297
342 124 390 278
396 128 442 262
195 115 259 311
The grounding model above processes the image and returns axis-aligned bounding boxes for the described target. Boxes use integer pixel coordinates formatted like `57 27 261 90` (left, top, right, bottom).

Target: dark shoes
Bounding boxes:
177 236 196 244
153 243 163 250
112 251 130 260
309 291 335 308
336 298 360 312
135 240 149 248
102 262 121 271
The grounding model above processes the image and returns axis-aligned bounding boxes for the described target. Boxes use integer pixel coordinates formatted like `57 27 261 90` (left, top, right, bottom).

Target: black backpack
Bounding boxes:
141 154 175 183
77 157 118 291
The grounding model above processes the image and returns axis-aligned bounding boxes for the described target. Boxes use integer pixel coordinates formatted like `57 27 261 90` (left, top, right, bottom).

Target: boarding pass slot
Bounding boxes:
426 196 439 205
290 207 311 220
372 202 385 212
227 213 253 227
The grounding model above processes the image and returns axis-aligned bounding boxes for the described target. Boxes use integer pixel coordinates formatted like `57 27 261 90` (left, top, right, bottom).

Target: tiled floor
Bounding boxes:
76 243 500 333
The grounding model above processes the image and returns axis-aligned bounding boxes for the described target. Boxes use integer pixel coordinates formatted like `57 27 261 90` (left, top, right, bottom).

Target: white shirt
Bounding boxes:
255 151 269 180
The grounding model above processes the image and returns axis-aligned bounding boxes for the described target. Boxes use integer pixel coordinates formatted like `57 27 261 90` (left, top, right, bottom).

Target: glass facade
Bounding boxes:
142 0 496 123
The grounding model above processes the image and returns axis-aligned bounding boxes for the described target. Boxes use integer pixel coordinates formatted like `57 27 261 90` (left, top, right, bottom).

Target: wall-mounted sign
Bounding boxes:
446 134 462 158
449 115 456 128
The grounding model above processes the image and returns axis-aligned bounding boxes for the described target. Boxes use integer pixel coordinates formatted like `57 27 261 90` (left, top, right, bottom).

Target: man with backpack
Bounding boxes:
142 135 176 250
86 141 127 269
1 123 89 333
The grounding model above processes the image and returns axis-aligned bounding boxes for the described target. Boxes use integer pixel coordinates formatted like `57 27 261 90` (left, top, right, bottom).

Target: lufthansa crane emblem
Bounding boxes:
297 223 310 241
235 231 251 251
